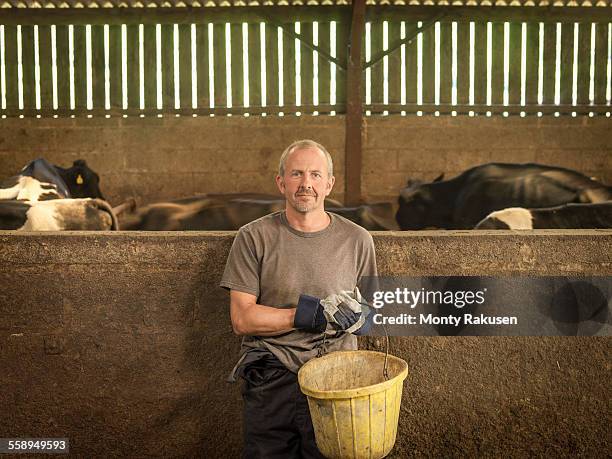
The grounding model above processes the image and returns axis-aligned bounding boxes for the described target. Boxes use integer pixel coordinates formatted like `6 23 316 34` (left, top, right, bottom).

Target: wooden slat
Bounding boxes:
508 22 522 106
21 25 36 110
541 22 556 105
179 24 192 110
369 20 384 106
161 24 175 110
91 24 106 110
213 23 227 108
405 22 418 105
195 23 210 109
456 21 470 105
365 102 611 115
439 21 452 105
3 7 611 27
4 26 19 110
264 23 279 109
318 21 331 106
559 22 574 105
364 6 612 25
230 23 243 108
8 103 610 119
283 22 296 110
576 22 592 106
55 25 70 110
335 18 349 107
126 24 140 109
108 25 122 108
525 22 540 105
593 22 608 105
73 25 87 110
300 22 314 110
490 22 504 106
248 23 262 109
387 21 402 105
38 25 54 110
143 24 157 109
473 22 487 106
421 22 436 105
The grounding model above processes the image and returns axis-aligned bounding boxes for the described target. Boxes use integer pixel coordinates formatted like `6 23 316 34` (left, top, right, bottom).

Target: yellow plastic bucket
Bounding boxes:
298 350 409 459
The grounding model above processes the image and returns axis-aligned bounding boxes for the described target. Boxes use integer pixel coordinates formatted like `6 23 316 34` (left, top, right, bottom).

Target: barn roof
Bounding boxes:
1 0 609 8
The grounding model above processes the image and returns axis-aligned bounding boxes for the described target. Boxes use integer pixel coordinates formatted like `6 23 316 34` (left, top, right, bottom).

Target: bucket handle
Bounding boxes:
382 324 390 380
316 318 390 381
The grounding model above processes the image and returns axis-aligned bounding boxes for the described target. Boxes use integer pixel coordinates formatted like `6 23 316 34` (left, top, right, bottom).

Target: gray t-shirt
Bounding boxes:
220 210 378 374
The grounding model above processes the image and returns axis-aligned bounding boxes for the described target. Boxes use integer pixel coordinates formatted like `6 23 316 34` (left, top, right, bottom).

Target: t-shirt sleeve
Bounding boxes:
219 228 260 297
356 231 379 302
357 231 378 280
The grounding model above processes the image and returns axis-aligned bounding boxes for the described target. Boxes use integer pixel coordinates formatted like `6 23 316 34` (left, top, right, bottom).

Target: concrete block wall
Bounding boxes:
0 115 610 207
362 116 612 202
0 116 346 206
1 231 610 457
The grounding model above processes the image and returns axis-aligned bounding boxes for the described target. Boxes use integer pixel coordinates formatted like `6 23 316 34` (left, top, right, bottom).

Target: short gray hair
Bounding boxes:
278 139 334 178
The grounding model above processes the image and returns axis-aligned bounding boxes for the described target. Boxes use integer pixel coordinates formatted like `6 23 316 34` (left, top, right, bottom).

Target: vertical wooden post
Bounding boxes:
344 0 365 206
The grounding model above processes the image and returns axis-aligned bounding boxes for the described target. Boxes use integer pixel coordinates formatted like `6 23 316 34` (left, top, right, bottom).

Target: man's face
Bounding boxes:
276 147 335 214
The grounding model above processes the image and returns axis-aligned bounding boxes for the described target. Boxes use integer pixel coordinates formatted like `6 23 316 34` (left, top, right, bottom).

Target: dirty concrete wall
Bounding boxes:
1 231 610 457
362 116 612 202
0 116 610 206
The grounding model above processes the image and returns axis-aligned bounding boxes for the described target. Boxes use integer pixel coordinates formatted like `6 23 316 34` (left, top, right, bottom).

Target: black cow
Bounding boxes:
55 159 105 199
475 202 612 229
0 198 119 230
0 158 105 201
119 193 398 231
396 163 612 230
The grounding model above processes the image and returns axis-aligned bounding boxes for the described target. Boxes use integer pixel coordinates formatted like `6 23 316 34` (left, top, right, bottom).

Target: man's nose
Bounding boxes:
301 174 313 189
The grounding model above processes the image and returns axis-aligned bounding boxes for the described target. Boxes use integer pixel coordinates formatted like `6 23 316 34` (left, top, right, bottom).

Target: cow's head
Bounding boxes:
395 174 449 230
57 160 105 200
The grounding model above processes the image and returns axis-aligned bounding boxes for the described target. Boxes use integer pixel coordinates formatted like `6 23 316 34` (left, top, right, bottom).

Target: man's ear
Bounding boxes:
275 175 285 194
325 175 335 196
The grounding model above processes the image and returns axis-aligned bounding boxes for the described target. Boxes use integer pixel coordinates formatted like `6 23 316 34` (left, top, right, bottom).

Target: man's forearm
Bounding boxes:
232 302 297 336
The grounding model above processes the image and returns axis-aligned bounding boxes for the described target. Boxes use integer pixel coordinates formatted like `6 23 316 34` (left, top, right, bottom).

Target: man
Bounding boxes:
220 139 377 458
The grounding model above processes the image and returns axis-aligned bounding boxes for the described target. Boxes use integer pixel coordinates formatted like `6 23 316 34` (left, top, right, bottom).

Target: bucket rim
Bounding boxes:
297 350 408 399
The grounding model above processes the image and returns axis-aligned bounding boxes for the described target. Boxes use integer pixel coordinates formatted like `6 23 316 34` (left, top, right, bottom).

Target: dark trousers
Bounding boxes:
241 366 326 459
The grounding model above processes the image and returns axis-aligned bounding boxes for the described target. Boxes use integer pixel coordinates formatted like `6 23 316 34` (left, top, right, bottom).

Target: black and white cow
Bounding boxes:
0 198 119 230
0 158 105 201
119 193 398 231
475 202 612 229
396 163 612 230
0 158 115 230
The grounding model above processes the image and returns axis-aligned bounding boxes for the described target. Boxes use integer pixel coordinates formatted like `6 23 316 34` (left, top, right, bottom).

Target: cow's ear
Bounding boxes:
73 159 87 167
433 173 444 182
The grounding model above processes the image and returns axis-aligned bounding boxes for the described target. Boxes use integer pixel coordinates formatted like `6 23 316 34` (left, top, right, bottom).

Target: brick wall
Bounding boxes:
362 116 612 202
0 115 609 207
0 116 346 206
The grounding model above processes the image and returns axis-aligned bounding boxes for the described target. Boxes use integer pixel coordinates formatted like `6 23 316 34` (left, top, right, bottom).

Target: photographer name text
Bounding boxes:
373 313 518 326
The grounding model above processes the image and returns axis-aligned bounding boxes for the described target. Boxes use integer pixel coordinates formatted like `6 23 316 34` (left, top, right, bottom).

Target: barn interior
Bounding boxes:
1 0 611 457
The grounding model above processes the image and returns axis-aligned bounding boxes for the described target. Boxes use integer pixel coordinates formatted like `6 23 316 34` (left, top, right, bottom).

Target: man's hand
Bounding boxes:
319 287 373 335
294 287 373 335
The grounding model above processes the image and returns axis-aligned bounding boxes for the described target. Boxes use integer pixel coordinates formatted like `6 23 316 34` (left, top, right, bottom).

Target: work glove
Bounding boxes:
294 287 373 335
294 294 327 333
319 287 373 336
